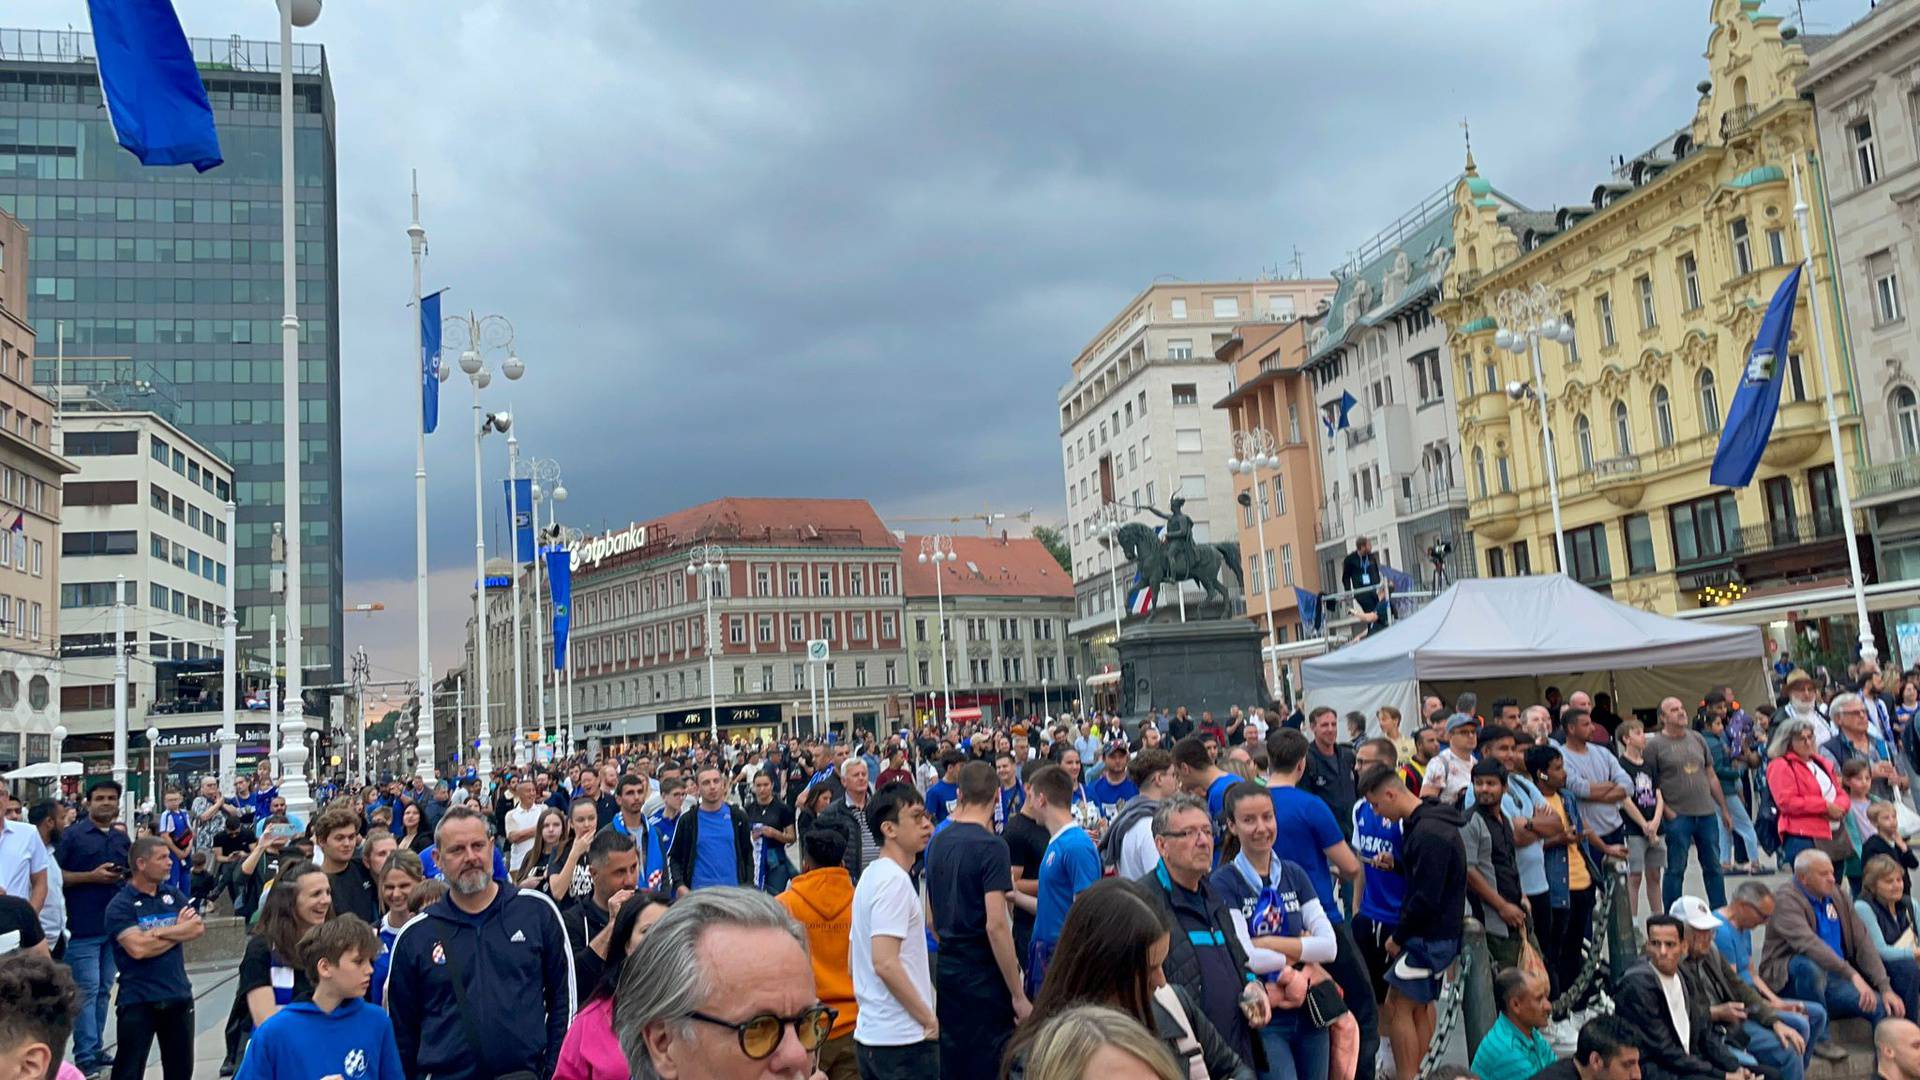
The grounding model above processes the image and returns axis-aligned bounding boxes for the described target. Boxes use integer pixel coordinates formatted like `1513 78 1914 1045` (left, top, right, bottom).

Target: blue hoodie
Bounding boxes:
233 998 405 1080
384 882 576 1080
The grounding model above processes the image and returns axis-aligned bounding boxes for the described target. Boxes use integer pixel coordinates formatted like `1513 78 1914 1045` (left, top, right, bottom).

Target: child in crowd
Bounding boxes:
234 916 405 1080
1862 800 1917 901
1841 759 1874 894
407 878 448 915
189 851 221 907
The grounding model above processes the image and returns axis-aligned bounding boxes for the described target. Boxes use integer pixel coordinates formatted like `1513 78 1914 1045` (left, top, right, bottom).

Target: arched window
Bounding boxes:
1699 370 1721 434
1612 399 1633 454
1496 453 1512 494
1654 385 1675 447
1574 414 1595 471
1473 447 1488 498
1896 386 1920 457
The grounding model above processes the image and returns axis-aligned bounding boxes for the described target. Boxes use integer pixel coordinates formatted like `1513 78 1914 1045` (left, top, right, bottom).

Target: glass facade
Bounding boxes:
0 33 344 682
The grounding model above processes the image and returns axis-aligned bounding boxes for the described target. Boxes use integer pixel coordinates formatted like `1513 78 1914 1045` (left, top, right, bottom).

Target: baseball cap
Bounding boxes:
1445 713 1478 733
1105 739 1130 757
1668 895 1723 930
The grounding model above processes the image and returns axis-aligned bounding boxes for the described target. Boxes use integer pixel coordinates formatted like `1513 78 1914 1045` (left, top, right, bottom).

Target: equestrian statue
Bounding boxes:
1111 496 1243 618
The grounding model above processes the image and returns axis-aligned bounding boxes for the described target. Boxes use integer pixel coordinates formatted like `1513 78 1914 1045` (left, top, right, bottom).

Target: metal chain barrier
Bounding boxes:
1551 868 1620 1020
1415 947 1472 1080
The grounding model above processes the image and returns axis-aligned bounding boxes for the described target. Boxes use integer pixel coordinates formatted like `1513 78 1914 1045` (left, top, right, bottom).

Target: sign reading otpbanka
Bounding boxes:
568 523 656 572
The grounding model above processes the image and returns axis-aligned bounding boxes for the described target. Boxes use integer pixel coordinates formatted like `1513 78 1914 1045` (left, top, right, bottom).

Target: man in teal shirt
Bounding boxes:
1473 968 1556 1080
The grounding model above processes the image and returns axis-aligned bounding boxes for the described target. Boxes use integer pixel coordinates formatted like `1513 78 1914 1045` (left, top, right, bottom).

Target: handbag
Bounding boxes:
438 937 540 1080
1304 972 1349 1029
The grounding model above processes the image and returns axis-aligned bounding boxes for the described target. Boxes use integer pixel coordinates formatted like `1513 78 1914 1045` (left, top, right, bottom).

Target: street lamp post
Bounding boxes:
218 501 238 793
450 312 521 776
505 428 528 766
1494 283 1576 572
407 174 438 786
917 535 956 724
144 724 160 817
686 544 728 745
524 458 564 751
1229 428 1284 701
273 0 321 820
1095 505 1127 639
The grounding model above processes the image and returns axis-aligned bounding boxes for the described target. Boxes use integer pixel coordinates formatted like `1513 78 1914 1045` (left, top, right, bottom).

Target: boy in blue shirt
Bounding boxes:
923 751 964 826
1026 764 1100 999
1087 741 1140 821
236 915 405 1080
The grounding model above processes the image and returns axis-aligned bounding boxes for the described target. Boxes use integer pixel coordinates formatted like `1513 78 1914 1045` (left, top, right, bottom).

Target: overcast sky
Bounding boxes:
12 0 1881 690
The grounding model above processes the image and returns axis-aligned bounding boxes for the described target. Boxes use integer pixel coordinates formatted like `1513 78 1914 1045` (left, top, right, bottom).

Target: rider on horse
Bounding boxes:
1140 496 1196 581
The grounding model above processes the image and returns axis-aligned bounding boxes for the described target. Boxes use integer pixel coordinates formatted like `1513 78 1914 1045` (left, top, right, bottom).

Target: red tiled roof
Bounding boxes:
652 497 896 550
898 534 1075 599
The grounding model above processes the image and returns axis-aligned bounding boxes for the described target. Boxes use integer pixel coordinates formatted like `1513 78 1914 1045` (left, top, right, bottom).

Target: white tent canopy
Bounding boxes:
1301 575 1768 723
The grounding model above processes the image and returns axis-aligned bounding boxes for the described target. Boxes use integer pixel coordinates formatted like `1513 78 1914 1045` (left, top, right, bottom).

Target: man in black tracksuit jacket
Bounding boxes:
384 881 576 1078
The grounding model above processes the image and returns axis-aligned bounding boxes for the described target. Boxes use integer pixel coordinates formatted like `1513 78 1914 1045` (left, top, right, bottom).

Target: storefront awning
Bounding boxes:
1085 671 1122 688
1672 578 1920 625
947 707 983 722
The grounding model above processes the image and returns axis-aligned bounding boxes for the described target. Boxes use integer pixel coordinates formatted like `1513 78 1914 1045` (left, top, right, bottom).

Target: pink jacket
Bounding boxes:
554 996 627 1080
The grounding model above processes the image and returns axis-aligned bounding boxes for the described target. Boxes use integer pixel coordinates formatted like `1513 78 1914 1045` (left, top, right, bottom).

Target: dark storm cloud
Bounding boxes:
5 0 1876 673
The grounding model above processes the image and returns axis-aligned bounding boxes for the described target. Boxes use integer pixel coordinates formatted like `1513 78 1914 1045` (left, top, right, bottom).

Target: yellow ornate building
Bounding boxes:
1439 0 1865 618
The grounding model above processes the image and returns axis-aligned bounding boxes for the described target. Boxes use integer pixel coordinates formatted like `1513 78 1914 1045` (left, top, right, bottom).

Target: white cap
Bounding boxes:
1669 895 1724 931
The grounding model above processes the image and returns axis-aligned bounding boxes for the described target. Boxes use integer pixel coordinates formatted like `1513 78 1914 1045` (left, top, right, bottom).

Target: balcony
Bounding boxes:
1344 423 1375 449
1590 454 1645 509
1672 511 1850 572
1468 491 1521 541
1395 484 1467 519
1856 454 1920 507
1316 515 1347 546
1720 104 1759 139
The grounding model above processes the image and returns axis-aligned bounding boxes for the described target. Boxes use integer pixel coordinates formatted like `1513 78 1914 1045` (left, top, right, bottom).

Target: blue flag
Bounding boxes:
1337 390 1359 430
1710 266 1803 488
545 546 571 670
1294 587 1320 632
87 0 224 171
421 290 443 434
502 478 534 564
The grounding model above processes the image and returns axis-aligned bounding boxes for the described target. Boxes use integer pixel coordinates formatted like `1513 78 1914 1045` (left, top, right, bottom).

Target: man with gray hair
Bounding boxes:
386 806 576 1079
1823 692 1906 803
615 886 834 1079
1646 695 1732 909
1760 848 1903 1026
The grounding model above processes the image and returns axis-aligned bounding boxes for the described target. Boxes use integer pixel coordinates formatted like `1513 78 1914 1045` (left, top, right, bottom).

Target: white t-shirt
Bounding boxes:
850 856 933 1047
0 819 47 902
1657 968 1691 1052
504 804 543 873
1118 816 1160 881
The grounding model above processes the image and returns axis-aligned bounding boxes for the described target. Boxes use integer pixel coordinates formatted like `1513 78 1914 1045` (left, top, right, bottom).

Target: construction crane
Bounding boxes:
890 505 1036 536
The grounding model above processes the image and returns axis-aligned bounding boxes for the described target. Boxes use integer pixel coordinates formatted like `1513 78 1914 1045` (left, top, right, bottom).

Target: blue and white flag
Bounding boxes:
502 478 533 564
1337 390 1359 431
545 546 572 670
1710 266 1803 488
87 0 223 171
1295 587 1320 632
421 290 443 434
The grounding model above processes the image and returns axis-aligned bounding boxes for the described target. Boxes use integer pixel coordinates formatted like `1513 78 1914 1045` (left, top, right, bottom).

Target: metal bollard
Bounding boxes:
1460 917 1497 1059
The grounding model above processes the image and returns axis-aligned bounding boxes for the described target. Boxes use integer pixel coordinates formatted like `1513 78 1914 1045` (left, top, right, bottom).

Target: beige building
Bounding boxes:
899 534 1074 723
1801 0 1920 666
0 208 74 771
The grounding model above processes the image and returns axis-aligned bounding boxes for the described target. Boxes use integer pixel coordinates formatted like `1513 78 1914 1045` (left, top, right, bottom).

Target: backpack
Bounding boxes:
1100 797 1160 874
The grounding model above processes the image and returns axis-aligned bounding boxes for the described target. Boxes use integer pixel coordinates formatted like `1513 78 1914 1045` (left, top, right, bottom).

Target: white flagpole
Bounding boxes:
409 172 437 782
1792 159 1877 665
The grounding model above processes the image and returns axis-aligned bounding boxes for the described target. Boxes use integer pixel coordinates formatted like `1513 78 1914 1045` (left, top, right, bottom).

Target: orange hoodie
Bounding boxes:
777 866 859 1039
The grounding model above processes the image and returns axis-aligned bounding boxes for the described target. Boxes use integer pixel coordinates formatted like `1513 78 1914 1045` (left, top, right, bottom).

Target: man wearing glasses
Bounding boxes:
614 887 839 1080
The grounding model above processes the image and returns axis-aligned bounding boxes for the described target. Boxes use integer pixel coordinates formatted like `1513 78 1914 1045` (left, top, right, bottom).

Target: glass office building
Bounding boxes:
0 28 343 684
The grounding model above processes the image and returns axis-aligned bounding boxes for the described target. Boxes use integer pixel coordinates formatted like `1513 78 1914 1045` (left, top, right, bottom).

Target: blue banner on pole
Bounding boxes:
1294 587 1320 633
546 546 571 670
421 290 443 434
1710 266 1803 488
503 478 534 564
87 0 224 171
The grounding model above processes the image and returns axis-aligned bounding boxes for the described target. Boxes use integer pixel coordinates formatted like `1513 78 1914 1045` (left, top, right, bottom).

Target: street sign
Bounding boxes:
807 638 829 663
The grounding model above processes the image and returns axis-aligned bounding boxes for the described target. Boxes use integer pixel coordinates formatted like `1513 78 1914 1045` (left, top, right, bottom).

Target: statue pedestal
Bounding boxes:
1116 619 1267 721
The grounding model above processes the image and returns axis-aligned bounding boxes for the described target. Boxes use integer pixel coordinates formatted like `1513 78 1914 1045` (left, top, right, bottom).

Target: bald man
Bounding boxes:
1879 1018 1920 1080
1645 695 1733 909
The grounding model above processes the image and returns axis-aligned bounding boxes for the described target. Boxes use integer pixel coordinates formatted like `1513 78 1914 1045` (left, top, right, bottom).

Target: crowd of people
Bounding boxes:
5 661 1920 1079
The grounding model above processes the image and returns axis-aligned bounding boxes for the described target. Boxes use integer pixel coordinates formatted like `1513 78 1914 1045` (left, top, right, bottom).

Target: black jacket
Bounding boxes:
1395 799 1467 947
813 796 874 881
1614 957 1742 1080
1136 863 1264 1074
560 894 612 1002
1341 551 1379 593
665 802 752 892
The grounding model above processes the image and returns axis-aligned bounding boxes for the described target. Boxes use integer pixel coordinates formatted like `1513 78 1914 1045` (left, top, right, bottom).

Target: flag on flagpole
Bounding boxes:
1321 413 1335 438
1337 390 1359 430
545 546 572 670
86 0 223 171
1127 584 1154 616
1710 266 1803 488
8 513 23 570
502 479 533 564
1294 586 1320 632
421 290 444 434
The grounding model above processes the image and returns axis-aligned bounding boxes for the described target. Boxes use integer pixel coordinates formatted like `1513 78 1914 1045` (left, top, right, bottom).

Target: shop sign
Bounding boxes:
660 703 783 731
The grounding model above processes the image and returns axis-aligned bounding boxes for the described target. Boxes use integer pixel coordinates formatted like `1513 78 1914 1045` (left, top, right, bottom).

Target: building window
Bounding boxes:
1472 448 1488 499
1167 339 1193 360
1563 523 1612 584
1597 293 1616 348
788 614 805 642
1680 253 1702 311
1654 385 1674 447
1495 454 1512 494
1767 228 1788 267
1487 547 1507 577
1170 297 1187 319
1212 296 1239 319
851 614 867 640
1731 218 1753 276
1854 117 1881 186
1636 275 1656 330
1280 544 1294 586
1699 370 1721 434
1872 251 1903 325
1561 311 1579 365
758 615 775 644
1512 540 1531 576
1575 414 1594 471
1625 513 1657 576
817 567 834 597
1785 353 1808 403
1171 384 1198 406
1612 399 1632 455
1894 386 1920 457
1669 491 1742 565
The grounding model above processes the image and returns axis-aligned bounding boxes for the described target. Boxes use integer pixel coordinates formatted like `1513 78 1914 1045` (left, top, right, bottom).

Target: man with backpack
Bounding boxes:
1102 748 1178 879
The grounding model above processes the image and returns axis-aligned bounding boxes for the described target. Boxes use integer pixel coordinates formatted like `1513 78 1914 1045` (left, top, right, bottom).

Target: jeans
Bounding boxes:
856 1039 939 1080
1262 1009 1330 1080
111 998 196 1080
1888 955 1920 1022
1725 793 1764 867
1780 836 1816 869
1327 920 1380 1080
1662 812 1726 909
1743 1019 1804 1080
1535 887 1596 1004
1776 999 1829 1055
1786 954 1887 1023
65 934 117 1072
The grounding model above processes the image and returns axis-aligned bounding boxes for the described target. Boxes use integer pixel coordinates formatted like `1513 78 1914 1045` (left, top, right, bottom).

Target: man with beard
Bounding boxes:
385 807 575 1079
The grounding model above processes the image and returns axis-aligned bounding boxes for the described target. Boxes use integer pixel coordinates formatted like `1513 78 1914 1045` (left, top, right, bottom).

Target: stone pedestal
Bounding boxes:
1115 619 1267 720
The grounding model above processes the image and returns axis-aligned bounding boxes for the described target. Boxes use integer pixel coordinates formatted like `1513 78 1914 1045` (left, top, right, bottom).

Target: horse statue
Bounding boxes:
1111 520 1243 617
